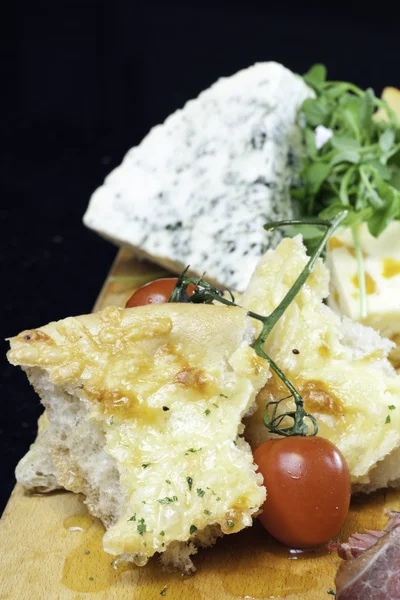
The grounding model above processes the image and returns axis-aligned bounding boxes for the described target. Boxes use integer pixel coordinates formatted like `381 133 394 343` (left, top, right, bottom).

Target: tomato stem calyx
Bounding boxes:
170 211 347 437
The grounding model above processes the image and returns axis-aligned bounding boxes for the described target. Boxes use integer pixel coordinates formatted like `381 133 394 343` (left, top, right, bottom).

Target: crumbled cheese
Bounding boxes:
315 125 333 149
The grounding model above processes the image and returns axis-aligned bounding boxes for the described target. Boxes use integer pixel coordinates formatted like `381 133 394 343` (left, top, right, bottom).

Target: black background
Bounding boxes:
1 0 400 513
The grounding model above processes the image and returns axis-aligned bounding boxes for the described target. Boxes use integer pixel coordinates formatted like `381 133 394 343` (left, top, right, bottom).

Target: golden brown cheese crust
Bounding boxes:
8 303 268 567
242 237 400 490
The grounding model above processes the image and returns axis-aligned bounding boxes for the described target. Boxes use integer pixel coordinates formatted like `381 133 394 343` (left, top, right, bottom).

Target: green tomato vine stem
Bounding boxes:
169 211 347 437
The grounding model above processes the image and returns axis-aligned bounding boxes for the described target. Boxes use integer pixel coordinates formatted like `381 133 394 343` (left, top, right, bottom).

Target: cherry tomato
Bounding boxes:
125 278 196 308
253 436 351 548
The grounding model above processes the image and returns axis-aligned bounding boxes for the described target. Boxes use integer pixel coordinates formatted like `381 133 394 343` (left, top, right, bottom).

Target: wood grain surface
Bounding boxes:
1 249 400 600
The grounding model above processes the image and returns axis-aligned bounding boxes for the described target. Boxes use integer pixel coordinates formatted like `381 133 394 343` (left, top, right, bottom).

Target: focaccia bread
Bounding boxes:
15 412 61 493
8 303 268 572
241 236 400 493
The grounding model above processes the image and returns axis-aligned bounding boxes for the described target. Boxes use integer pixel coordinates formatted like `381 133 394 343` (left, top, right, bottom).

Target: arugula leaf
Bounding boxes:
295 65 400 240
303 64 327 92
302 98 330 128
380 128 396 153
294 66 400 319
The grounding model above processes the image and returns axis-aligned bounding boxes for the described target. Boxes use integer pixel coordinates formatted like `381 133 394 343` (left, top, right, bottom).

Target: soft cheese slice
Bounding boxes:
327 222 400 366
240 236 400 492
8 304 268 572
83 62 312 292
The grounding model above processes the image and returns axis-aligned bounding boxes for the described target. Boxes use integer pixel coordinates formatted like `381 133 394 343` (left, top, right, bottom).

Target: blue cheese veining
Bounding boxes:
84 62 312 291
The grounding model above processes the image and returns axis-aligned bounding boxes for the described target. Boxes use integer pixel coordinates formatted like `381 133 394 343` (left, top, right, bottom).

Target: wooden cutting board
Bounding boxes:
1 249 400 600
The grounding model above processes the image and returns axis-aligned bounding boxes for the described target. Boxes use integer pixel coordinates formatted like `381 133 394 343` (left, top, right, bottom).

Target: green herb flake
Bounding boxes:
160 585 168 596
212 403 219 408
389 405 396 410
227 520 235 528
160 530 165 536
186 476 193 491
204 510 212 516
137 518 147 536
165 479 171 484
185 447 202 455
128 513 137 522
189 525 197 535
158 496 178 504
197 488 205 498
327 590 336 596
219 394 228 398
204 409 211 416
89 577 94 581
142 463 150 469
233 440 238 446
385 415 391 424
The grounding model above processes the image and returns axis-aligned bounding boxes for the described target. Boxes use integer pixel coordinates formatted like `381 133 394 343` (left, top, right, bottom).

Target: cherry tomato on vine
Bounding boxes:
125 278 196 308
253 436 351 548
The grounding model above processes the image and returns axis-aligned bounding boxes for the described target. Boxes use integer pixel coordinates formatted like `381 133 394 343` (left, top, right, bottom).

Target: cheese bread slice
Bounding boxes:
241 236 400 493
8 303 268 572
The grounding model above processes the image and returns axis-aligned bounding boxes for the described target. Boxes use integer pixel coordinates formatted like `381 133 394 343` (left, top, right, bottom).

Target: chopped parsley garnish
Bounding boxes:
185 447 202 455
327 590 336 597
233 440 238 446
158 496 178 504
219 394 228 398
385 415 391 424
128 513 137 522
142 463 150 469
89 577 94 581
197 488 205 497
189 525 197 535
137 518 147 536
108 416 114 425
160 530 165 536
227 520 235 528
186 476 193 491
389 404 396 410
212 403 219 408
165 479 171 484
204 409 211 416
204 510 212 516
160 586 168 596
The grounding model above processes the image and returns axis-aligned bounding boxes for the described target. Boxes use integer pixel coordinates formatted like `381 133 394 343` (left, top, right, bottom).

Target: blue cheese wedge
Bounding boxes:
84 62 311 291
8 304 268 573
326 222 400 365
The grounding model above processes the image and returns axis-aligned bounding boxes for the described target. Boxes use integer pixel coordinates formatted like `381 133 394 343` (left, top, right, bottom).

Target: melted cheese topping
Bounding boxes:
8 304 268 563
241 237 400 487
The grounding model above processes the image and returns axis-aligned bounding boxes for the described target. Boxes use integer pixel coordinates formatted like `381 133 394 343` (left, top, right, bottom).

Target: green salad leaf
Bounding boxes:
292 66 400 318
294 65 400 236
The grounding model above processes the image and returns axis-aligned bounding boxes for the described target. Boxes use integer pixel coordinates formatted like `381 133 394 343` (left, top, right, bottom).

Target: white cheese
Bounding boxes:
84 62 312 291
327 222 400 364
